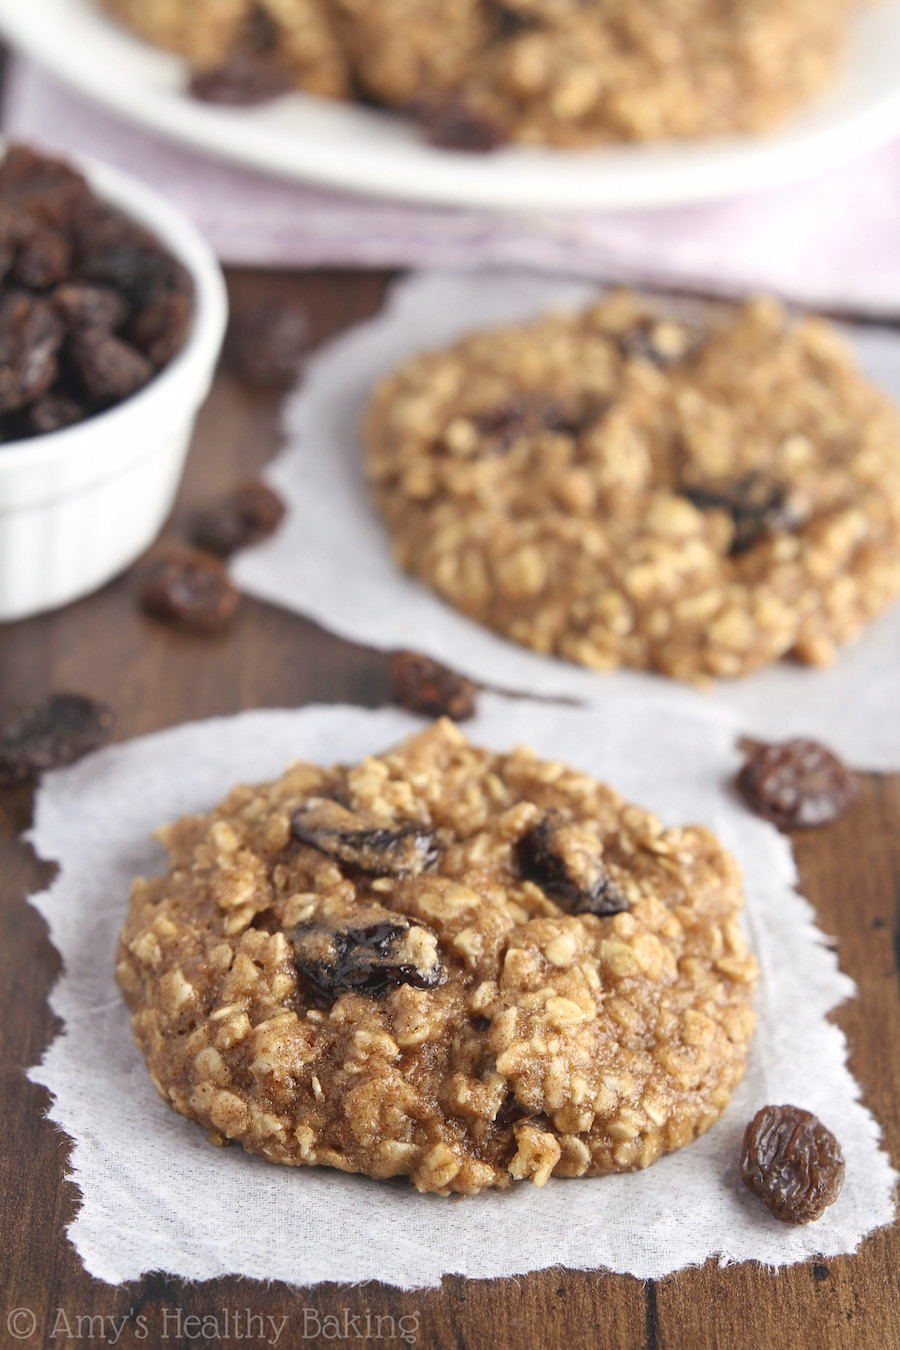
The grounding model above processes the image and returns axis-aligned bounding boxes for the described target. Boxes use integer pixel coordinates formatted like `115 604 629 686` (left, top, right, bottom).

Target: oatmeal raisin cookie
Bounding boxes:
364 292 900 682
118 720 758 1194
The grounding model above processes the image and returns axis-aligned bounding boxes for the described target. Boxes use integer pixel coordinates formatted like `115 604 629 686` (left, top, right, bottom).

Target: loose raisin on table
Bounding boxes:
226 300 309 389
137 548 239 631
517 814 630 917
292 799 438 878
293 911 443 1001
188 51 294 106
189 482 286 556
0 693 114 787
735 737 859 831
681 473 799 556
741 1104 845 1224
388 651 476 722
410 96 507 152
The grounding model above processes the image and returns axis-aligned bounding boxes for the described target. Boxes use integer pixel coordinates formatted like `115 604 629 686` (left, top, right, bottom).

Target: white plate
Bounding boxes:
3 0 900 211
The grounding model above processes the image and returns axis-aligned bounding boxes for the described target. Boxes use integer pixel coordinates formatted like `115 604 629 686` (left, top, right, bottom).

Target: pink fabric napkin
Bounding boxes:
5 56 900 314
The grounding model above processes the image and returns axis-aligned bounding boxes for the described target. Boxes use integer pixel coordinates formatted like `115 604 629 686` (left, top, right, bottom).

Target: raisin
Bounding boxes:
490 3 543 37
494 1092 532 1130
681 474 799 556
410 96 507 152
741 1105 845 1224
12 227 71 289
388 651 476 722
517 814 630 917
29 392 86 435
226 300 309 389
129 291 192 368
188 51 294 105
189 482 286 556
53 283 128 333
293 912 443 1001
0 291 64 414
291 800 438 878
735 738 858 831
137 548 239 631
0 144 93 228
242 4 280 53
474 393 575 452
70 329 153 406
76 207 192 310
0 693 114 787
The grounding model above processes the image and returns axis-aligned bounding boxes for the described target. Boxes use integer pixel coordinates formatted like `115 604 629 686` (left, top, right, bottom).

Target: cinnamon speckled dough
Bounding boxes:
117 720 758 1195
364 292 900 683
98 0 856 144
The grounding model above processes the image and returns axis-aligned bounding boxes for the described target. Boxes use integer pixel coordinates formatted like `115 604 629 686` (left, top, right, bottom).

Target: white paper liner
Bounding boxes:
27 696 896 1288
232 270 900 770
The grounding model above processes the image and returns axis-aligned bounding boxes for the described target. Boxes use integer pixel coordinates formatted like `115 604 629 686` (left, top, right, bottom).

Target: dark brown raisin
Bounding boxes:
70 329 153 406
735 738 859 831
188 51 294 105
29 391 86 435
12 227 71 289
490 3 543 37
188 482 286 556
410 96 507 152
0 290 64 414
129 291 192 368
291 800 438 878
242 3 280 53
741 1105 845 1224
0 693 114 787
494 1091 532 1130
137 548 239 631
53 283 129 332
388 651 476 722
76 207 192 310
474 393 576 452
226 300 309 389
681 474 799 556
0 144 93 228
517 814 630 917
293 912 443 1001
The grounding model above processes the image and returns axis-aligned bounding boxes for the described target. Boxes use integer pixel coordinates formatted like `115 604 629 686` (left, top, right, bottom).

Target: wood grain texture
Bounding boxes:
1 271 898 1350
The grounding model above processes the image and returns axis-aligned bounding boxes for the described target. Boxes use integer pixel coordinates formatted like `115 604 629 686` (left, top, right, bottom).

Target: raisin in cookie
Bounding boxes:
117 720 758 1195
100 0 351 98
364 292 900 683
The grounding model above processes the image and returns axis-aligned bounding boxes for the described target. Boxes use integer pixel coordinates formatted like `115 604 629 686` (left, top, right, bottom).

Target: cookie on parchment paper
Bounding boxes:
365 292 900 683
118 720 758 1194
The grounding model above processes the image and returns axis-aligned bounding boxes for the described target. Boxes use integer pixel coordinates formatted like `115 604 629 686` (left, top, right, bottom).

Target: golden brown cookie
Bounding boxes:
364 292 900 682
98 0 856 144
118 720 758 1194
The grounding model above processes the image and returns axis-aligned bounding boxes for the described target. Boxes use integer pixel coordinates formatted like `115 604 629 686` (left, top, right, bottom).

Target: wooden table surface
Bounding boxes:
1 269 899 1350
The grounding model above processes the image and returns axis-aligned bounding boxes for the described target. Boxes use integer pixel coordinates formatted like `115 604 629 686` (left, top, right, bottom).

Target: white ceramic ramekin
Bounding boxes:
0 151 228 622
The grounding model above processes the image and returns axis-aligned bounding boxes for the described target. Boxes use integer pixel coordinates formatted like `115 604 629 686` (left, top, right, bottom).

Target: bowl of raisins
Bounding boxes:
0 142 227 620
